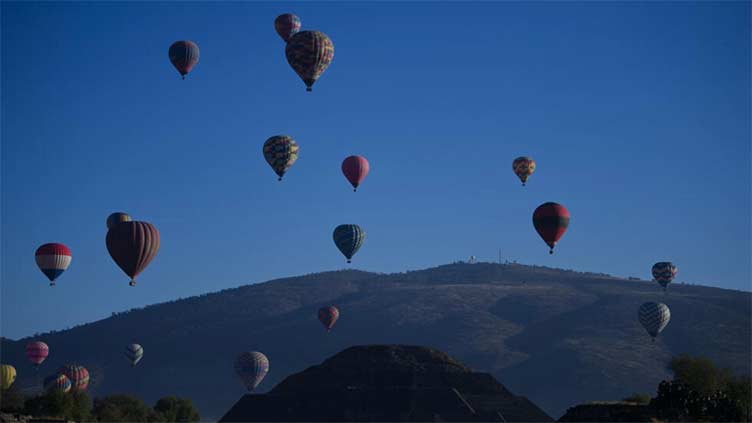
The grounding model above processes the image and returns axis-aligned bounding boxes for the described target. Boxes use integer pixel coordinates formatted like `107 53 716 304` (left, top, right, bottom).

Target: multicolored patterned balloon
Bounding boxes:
342 155 370 192
26 341 49 368
1 365 16 390
35 243 72 286
274 14 301 42
106 212 132 229
44 374 71 393
333 224 366 263
263 135 299 181
234 352 269 392
106 221 160 287
125 344 144 367
285 31 334 92
652 262 677 292
318 306 340 332
168 41 200 79
532 202 570 254
638 302 671 341
57 364 89 392
512 156 536 186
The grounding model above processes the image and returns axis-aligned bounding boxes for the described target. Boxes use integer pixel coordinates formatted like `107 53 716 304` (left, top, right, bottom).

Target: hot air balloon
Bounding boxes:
263 135 299 181
35 243 72 286
106 221 160 286
57 365 89 392
333 224 365 263
44 374 71 393
274 14 301 42
125 344 143 367
1 365 16 390
318 306 340 332
26 341 49 369
234 352 269 392
652 262 677 292
285 30 334 92
638 302 671 342
107 212 132 229
512 156 536 186
342 155 370 192
168 41 200 79
532 202 570 254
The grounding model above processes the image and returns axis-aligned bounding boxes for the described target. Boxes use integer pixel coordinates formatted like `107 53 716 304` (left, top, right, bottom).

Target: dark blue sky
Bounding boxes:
2 2 749 339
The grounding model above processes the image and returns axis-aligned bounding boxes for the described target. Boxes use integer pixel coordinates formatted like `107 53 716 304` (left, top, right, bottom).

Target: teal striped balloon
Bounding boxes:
125 344 143 367
333 224 366 263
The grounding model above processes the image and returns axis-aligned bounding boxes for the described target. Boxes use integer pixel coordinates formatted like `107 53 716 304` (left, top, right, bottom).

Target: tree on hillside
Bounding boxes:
0 385 25 412
23 390 91 421
153 397 200 422
670 354 735 395
92 394 152 422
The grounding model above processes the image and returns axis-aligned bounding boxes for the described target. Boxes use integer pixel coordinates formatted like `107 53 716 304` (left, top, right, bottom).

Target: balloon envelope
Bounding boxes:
285 31 334 91
333 224 366 263
318 306 340 331
512 156 536 186
532 203 569 254
168 41 200 79
274 14 301 42
106 221 160 286
44 374 71 393
57 364 89 392
263 135 299 181
107 212 132 229
26 341 49 367
35 243 72 285
652 262 677 291
234 352 269 392
342 156 370 191
1 365 16 390
125 344 144 367
638 302 671 339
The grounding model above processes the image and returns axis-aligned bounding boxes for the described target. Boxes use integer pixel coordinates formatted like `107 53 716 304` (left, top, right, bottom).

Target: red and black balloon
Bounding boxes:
532 202 570 254
106 221 160 286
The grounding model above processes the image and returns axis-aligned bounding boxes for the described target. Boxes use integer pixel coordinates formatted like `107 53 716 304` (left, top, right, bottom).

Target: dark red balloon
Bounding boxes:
168 41 200 79
532 202 570 254
318 306 340 332
274 14 301 43
106 221 160 286
341 156 370 192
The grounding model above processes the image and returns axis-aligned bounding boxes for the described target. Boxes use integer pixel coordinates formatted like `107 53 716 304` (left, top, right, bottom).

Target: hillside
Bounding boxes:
1 263 749 419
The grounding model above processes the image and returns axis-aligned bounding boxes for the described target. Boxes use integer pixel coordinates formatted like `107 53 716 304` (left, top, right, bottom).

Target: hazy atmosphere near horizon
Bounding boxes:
2 1 750 341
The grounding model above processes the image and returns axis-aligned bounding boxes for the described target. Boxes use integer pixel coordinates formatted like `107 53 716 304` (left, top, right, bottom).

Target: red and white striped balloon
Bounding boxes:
26 341 49 368
35 243 72 286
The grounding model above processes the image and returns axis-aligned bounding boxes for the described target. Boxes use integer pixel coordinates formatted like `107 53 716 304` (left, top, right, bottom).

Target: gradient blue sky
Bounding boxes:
2 1 750 339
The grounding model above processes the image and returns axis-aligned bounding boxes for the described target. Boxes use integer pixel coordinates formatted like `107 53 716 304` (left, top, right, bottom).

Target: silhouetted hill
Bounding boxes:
220 344 553 422
1 263 749 419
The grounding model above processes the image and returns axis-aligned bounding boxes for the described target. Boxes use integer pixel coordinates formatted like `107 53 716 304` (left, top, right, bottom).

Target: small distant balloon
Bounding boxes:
263 135 299 181
234 352 269 392
125 344 144 367
35 243 72 286
318 306 340 332
106 221 160 286
532 202 569 254
652 262 677 292
638 302 671 342
168 41 200 79
274 14 301 42
57 364 89 392
26 341 49 368
44 374 71 393
512 156 536 186
342 156 370 192
333 224 366 263
285 31 334 92
1 365 16 390
107 212 132 229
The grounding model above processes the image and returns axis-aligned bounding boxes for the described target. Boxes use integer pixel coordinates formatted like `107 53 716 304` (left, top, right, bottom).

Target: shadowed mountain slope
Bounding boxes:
1 263 749 419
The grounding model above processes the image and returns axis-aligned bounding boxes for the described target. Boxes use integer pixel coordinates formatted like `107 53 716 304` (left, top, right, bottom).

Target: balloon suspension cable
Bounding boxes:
129 280 136 287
